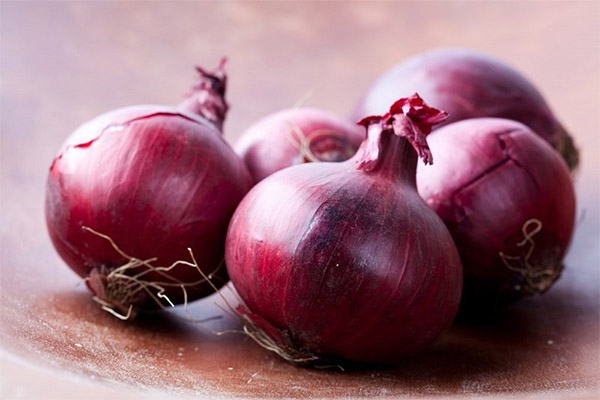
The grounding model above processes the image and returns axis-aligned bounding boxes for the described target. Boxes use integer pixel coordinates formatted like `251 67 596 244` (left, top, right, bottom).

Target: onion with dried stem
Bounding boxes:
45 60 252 317
225 95 463 365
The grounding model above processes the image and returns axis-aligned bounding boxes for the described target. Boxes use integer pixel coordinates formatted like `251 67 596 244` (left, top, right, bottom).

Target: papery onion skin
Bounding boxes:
234 108 364 183
225 95 462 364
45 61 252 313
351 48 579 170
417 118 576 309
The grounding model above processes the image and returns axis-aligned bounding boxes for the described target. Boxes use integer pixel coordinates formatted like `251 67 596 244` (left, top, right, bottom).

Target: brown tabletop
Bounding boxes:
1 2 598 399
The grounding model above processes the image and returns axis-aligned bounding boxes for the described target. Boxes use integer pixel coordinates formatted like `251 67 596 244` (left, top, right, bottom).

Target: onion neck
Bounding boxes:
178 58 228 132
355 94 448 185
355 124 419 186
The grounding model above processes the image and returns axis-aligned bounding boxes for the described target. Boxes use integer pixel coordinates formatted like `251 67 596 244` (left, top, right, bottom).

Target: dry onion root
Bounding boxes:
81 226 225 321
82 226 338 368
498 218 562 295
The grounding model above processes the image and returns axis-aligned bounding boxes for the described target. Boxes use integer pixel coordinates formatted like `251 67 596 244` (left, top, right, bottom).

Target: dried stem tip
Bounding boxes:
358 93 448 167
179 57 229 131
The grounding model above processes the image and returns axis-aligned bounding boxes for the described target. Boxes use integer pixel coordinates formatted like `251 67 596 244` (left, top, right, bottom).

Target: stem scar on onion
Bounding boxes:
286 89 338 163
285 123 350 164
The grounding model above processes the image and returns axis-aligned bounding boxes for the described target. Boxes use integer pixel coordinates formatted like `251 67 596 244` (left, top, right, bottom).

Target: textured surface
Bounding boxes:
1 1 599 399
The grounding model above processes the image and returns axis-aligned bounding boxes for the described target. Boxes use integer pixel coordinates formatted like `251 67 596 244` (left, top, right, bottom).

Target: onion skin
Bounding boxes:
234 108 364 183
226 95 463 364
352 48 579 170
417 118 576 309
45 62 252 314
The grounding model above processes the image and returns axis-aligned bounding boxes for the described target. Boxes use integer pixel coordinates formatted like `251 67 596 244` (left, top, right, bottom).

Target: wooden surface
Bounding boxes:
1 1 599 399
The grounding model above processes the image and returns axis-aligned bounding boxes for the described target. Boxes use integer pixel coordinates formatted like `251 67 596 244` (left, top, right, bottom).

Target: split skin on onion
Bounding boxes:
352 48 579 171
45 60 253 318
225 95 463 365
234 108 364 183
417 118 576 311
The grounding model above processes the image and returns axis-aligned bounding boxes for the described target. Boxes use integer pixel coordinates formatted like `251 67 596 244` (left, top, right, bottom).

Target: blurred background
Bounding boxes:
1 1 599 399
3 2 598 141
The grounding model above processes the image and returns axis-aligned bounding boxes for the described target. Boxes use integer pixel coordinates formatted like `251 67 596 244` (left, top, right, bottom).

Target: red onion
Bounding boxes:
45 60 252 317
417 118 576 309
234 108 364 183
352 48 579 170
225 95 463 364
